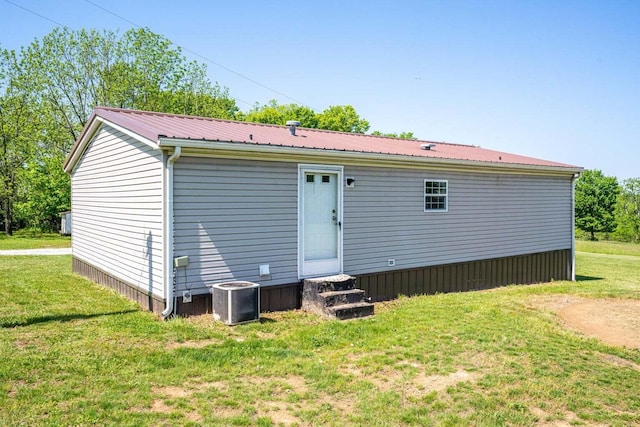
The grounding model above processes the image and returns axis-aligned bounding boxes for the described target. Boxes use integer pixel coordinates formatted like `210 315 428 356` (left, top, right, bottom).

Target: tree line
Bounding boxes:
4 28 637 241
575 169 640 242
0 27 414 235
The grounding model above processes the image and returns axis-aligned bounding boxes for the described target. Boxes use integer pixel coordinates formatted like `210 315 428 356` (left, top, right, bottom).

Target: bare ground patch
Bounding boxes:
165 338 224 350
597 352 640 371
250 375 310 426
247 374 357 425
530 295 640 350
530 406 576 426
528 294 582 311
140 381 234 422
409 369 476 395
152 385 191 398
7 380 27 398
138 385 205 423
149 398 173 414
340 360 478 396
258 401 303 426
529 406 608 427
187 377 229 392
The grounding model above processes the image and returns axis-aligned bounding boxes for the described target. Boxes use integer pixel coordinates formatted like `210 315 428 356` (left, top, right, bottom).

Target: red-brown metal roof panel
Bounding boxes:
92 106 579 169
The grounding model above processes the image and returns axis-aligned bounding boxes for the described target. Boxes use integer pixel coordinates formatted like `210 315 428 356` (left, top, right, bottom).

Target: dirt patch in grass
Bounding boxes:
249 375 311 426
530 295 640 350
229 374 355 425
7 380 27 398
530 406 583 426
255 395 353 426
145 376 318 424
149 398 173 414
409 369 477 395
148 384 210 422
341 362 477 396
149 386 192 419
165 338 223 350
597 353 640 371
242 375 309 397
259 401 302 425
153 385 191 398
530 406 611 427
280 375 308 394
188 378 229 392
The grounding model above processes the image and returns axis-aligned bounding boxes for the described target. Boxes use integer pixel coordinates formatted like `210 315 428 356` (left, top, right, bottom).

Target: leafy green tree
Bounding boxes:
15 155 69 231
108 28 238 118
371 130 417 140
614 178 640 242
24 27 238 143
241 100 318 128
575 169 620 240
317 105 370 133
240 101 371 134
0 48 38 235
14 109 70 232
4 27 238 232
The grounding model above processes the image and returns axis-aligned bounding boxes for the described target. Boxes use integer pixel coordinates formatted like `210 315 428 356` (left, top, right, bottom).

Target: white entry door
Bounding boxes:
299 165 343 278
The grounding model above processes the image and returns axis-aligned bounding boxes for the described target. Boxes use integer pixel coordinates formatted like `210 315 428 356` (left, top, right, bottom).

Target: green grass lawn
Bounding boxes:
0 233 71 250
1 244 639 426
576 238 640 257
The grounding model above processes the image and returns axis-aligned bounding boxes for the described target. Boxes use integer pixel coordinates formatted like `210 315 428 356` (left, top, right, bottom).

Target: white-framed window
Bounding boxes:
424 179 448 212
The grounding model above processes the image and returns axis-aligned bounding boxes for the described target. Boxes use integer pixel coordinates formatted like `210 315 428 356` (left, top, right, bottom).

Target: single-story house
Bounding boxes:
63 107 582 318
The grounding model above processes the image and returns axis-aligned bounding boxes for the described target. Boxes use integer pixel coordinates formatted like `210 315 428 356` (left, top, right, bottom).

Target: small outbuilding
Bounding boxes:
63 107 582 317
59 211 72 235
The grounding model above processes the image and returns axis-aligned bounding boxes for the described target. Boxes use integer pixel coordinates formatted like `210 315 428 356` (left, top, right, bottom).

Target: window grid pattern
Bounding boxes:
424 180 448 211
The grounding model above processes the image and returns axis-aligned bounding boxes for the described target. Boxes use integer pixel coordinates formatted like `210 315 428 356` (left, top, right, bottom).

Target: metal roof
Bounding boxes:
65 107 582 173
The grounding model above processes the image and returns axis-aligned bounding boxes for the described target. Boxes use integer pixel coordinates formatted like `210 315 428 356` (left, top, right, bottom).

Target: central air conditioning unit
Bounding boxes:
211 281 260 325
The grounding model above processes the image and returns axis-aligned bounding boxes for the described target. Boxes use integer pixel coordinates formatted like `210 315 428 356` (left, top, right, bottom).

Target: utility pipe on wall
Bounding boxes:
162 146 182 319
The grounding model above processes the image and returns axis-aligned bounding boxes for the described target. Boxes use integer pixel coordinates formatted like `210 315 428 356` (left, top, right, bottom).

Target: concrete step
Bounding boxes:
304 274 356 293
327 302 375 320
319 289 366 307
302 274 374 320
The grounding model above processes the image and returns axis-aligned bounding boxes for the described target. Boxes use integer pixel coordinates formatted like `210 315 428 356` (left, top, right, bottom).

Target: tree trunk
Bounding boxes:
3 200 12 236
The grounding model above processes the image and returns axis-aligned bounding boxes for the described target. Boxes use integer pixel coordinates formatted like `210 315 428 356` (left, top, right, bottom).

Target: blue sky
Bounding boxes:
2 0 639 180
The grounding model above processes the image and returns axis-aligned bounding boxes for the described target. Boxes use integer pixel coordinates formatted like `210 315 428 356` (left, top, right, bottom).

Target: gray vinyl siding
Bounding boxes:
343 167 573 275
173 157 298 294
71 126 164 297
172 157 573 295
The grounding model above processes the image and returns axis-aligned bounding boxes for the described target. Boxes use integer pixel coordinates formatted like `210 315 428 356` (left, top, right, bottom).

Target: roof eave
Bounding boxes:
158 138 583 176
63 114 102 173
63 114 159 173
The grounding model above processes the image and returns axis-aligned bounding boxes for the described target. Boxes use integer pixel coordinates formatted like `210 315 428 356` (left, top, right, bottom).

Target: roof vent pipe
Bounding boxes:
420 143 436 151
286 120 301 136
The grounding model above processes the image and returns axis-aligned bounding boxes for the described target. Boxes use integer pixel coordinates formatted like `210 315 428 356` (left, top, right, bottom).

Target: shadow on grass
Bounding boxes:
1 309 139 328
575 275 603 282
